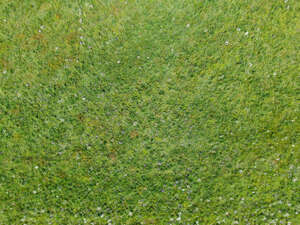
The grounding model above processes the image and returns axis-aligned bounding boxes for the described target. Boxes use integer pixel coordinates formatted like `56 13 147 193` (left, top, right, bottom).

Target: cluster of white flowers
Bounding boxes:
38 25 45 33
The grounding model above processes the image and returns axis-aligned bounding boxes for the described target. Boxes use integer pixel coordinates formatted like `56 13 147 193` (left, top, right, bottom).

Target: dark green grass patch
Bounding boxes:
0 0 299 224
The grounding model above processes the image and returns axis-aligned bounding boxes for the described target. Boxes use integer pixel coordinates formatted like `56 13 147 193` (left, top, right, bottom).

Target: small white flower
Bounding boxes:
55 47 59 51
225 41 229 45
237 27 241 31
3 70 7 74
33 190 37 194
293 178 298 182
117 60 120 64
82 97 86 100
35 166 39 169
176 217 181 221
249 63 253 67
129 211 133 216
40 25 45 30
284 213 289 217
137 56 140 59
80 36 84 40
186 24 190 28
133 121 138 126
245 31 249 36
284 0 288 3
79 18 83 23
38 29 42 33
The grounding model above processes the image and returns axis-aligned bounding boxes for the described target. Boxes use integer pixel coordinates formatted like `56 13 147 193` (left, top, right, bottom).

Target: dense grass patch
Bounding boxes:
0 0 299 224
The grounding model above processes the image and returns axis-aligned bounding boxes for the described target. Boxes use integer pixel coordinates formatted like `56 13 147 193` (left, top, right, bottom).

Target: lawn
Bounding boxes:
0 0 299 224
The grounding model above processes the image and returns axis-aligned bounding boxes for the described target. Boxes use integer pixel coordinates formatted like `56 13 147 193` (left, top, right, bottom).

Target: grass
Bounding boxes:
0 0 299 224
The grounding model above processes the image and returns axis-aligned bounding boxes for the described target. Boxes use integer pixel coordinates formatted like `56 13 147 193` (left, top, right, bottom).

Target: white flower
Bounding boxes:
176 217 181 221
33 190 37 194
129 211 133 216
40 25 45 30
82 97 86 100
55 47 59 51
35 166 39 169
79 18 83 23
245 31 249 36
3 70 7 74
117 60 120 64
186 24 190 28
237 28 241 31
225 41 229 45
38 29 42 33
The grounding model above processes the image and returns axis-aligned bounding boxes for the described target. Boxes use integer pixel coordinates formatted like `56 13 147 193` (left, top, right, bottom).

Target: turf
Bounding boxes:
0 0 299 224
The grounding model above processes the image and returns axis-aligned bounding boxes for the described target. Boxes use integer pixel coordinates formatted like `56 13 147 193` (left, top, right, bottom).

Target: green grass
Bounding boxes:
0 0 299 224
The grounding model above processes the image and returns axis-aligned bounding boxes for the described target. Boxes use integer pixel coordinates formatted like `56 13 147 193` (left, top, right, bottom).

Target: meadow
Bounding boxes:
0 0 299 224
